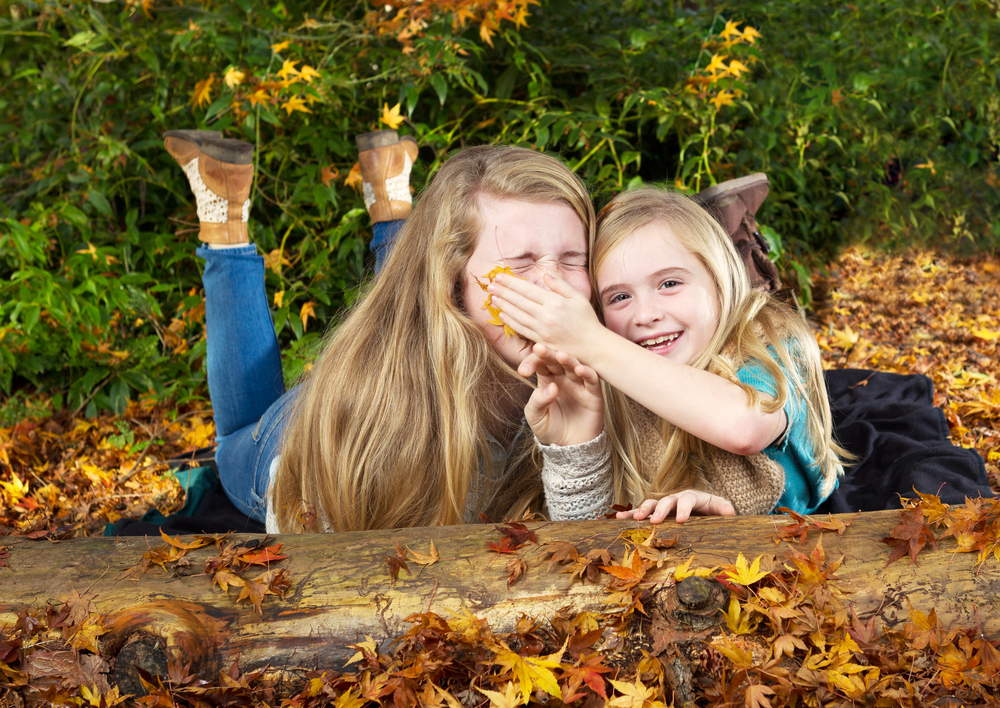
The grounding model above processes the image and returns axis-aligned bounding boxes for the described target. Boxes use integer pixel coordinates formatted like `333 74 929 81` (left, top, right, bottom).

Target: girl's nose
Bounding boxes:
633 296 662 326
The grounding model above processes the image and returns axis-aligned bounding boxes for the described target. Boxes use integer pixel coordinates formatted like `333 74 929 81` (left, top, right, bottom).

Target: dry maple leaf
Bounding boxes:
407 541 440 566
881 506 938 565
384 541 409 583
504 556 527 589
379 102 405 130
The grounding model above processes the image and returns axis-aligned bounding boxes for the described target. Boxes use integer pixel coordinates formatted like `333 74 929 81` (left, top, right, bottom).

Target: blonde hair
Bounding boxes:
593 187 847 503
272 146 597 532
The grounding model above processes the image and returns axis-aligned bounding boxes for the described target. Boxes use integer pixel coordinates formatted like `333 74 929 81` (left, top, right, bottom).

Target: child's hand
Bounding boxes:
488 273 601 360
521 343 604 446
616 491 736 524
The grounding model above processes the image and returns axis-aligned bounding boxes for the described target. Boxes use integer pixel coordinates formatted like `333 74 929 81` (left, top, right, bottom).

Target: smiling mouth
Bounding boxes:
638 333 680 348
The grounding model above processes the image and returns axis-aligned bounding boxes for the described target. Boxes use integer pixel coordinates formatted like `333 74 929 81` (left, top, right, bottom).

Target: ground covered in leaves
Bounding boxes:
2 246 1000 707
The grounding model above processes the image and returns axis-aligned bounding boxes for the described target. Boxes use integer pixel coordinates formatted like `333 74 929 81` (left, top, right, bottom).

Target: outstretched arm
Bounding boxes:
489 274 785 456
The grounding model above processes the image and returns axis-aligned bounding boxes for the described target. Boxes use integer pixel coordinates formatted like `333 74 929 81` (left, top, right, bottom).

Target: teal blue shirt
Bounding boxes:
736 358 837 514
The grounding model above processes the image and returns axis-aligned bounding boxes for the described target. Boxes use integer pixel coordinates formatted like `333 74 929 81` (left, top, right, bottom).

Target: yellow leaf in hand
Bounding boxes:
191 75 215 108
224 67 245 89
476 266 521 341
379 102 405 130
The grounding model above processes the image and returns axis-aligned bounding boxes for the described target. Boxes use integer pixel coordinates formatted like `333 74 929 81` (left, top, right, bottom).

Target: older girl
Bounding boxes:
489 186 848 522
164 131 615 532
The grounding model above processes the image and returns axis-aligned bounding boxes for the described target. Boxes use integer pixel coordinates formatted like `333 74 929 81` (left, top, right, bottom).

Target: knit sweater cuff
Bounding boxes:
538 430 613 521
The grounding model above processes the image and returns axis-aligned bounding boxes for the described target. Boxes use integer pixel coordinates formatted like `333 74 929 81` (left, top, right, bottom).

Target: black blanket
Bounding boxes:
110 368 994 536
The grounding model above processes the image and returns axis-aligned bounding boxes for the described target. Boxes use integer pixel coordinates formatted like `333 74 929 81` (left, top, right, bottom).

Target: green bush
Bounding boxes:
1 0 997 413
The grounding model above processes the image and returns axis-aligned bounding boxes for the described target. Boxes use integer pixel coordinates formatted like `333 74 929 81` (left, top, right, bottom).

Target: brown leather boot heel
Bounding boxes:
356 129 419 223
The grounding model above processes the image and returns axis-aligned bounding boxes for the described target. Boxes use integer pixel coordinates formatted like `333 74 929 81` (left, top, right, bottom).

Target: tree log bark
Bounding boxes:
3 510 1000 693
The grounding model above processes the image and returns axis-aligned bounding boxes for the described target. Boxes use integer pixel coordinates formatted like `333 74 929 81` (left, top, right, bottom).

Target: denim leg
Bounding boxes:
198 244 287 521
198 244 285 435
215 385 300 523
371 220 404 273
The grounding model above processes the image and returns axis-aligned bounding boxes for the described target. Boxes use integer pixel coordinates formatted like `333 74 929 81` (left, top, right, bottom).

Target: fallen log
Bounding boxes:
2 509 1000 696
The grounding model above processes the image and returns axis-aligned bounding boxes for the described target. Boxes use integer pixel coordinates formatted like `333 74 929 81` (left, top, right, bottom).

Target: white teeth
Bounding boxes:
639 334 679 348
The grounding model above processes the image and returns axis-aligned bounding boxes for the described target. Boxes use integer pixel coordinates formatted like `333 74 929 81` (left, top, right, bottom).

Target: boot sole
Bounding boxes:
162 130 254 165
695 173 769 203
356 129 417 152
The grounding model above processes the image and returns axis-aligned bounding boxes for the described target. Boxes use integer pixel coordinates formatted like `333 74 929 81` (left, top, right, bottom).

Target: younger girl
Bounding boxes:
488 186 847 522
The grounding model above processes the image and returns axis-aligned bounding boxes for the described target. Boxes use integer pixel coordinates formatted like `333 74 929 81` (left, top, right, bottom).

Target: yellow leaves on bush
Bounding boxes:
344 162 363 191
380 102 405 130
297 64 321 83
300 301 316 331
709 90 735 110
191 75 215 108
277 58 299 81
223 66 245 88
367 0 539 54
271 40 291 53
280 95 312 115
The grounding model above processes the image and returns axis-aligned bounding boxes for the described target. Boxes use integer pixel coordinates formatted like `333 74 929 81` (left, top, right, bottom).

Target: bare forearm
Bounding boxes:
581 329 785 454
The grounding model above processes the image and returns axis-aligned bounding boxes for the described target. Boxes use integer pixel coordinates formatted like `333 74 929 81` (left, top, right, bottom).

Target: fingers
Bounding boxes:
617 492 737 524
524 381 558 430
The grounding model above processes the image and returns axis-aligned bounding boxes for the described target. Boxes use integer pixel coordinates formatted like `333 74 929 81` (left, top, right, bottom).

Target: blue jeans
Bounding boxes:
199 244 298 523
200 219 403 523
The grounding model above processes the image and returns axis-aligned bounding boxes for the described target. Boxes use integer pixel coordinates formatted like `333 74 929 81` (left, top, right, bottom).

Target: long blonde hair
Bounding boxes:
273 146 596 532
593 187 847 503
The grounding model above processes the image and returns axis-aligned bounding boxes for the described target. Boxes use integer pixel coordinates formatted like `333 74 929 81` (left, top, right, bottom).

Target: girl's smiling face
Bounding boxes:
597 222 720 366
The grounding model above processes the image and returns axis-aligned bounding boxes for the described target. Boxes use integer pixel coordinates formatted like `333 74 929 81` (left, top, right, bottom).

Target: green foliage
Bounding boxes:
0 0 997 410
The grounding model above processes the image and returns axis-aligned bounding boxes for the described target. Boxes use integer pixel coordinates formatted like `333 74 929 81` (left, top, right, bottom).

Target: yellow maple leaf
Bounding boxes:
970 327 999 341
69 615 105 653
274 290 285 309
191 75 215 108
407 541 440 566
476 266 521 341
281 95 312 115
722 552 769 586
742 26 762 43
224 67 245 89
478 682 520 708
271 40 290 53
673 556 717 581
300 301 316 331
248 87 270 107
607 676 668 708
479 14 498 47
830 325 860 350
345 636 379 666
379 102 405 130
141 0 155 19
727 59 749 78
494 639 566 703
277 58 300 81
345 162 363 191
719 19 742 40
1 472 29 501
705 53 728 75
298 65 321 83
710 90 735 110
723 596 756 634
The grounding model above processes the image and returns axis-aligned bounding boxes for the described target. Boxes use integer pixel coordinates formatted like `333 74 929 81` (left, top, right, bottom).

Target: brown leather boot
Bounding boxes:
356 129 419 223
163 130 255 245
696 173 782 294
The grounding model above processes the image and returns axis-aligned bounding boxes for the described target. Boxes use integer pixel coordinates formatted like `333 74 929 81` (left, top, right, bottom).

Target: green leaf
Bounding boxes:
429 73 448 106
88 190 113 217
